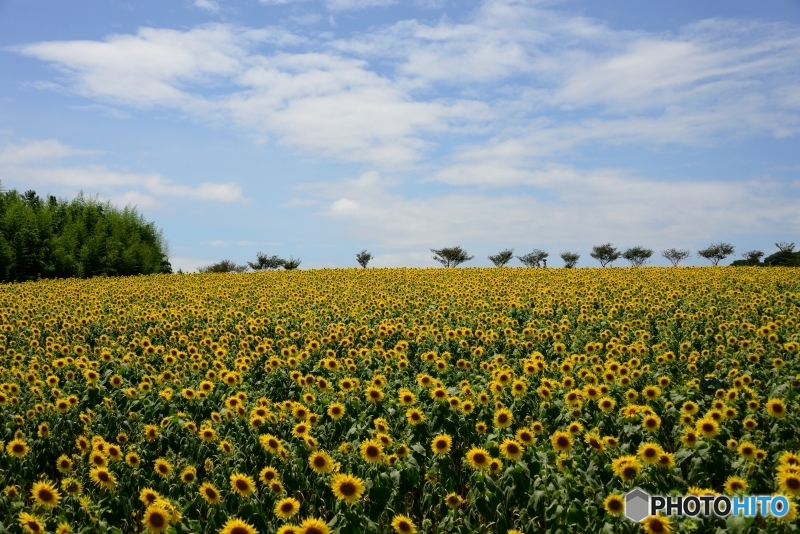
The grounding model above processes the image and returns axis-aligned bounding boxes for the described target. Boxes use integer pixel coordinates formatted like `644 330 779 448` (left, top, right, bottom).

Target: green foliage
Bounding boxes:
282 256 302 270
431 246 473 267
661 248 690 266
560 251 580 268
590 243 621 267
0 188 170 282
517 249 548 267
697 243 735 266
488 249 514 267
198 260 248 273
622 246 653 267
356 250 373 268
248 252 285 270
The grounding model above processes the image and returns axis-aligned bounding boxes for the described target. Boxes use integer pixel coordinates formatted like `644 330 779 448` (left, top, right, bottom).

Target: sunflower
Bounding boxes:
230 473 257 497
90 467 116 489
551 431 573 452
767 398 787 418
391 514 417 534
126 452 142 468
777 472 800 496
642 515 672 534
445 492 464 508
499 439 524 461
597 397 615 412
299 517 330 534
142 504 171 533
359 440 384 464
465 447 492 470
219 517 259 534
18 512 45 534
515 428 535 446
260 466 280 484
154 458 172 477
330 473 365 504
603 493 625 515
199 482 221 505
274 497 301 519
724 476 748 495
56 455 73 472
493 407 513 428
642 414 661 432
181 466 197 484
61 478 82 496
406 408 425 425
430 434 453 455
680 430 699 448
696 418 719 438
56 521 71 534
307 451 334 474
656 453 675 469
6 438 29 458
611 455 641 481
277 527 298 534
327 403 345 420
31 481 60 508
637 442 664 464
140 487 161 506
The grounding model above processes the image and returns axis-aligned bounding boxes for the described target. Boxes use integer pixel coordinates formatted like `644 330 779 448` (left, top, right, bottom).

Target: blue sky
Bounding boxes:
1 0 799 270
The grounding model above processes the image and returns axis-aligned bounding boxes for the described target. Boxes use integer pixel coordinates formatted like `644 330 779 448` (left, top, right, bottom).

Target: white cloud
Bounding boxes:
325 0 397 11
194 0 220 12
0 139 98 164
302 169 800 250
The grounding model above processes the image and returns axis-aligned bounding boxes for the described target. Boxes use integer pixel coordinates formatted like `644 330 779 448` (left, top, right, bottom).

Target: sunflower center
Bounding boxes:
38 489 54 502
787 477 800 490
366 446 380 457
281 502 295 512
149 513 166 527
397 521 412 532
236 480 249 491
473 453 487 464
230 528 249 534
12 444 24 453
98 472 110 482
340 482 357 496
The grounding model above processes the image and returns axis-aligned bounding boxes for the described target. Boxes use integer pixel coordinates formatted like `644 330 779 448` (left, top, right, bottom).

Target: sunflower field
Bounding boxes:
1 267 799 534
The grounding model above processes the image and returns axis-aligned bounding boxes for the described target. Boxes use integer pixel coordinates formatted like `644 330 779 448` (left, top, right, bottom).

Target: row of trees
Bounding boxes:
0 184 171 282
349 243 799 269
197 253 301 273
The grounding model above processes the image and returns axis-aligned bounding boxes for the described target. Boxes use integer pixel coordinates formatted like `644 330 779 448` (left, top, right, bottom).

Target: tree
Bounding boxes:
661 248 690 267
741 250 764 265
697 243 735 266
198 260 247 273
488 249 514 267
0 187 170 282
622 246 653 267
517 249 548 267
590 243 621 267
282 256 301 270
560 251 579 268
763 242 800 267
356 250 373 268
248 252 284 270
431 246 473 268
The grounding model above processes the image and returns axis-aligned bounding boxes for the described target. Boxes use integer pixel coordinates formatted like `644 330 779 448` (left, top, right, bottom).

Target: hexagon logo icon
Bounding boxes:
625 488 650 523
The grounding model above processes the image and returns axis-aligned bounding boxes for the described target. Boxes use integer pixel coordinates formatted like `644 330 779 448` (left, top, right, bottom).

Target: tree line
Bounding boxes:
350 243 798 269
0 183 171 282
